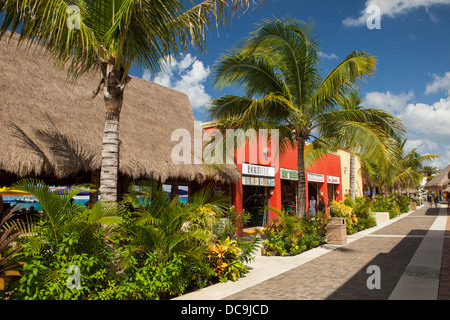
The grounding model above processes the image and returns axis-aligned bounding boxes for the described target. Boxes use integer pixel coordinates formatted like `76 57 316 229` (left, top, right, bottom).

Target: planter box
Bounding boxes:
374 212 390 225
327 217 347 245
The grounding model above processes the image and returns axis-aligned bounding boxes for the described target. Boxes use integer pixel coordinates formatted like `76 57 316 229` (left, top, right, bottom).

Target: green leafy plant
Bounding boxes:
7 179 251 299
393 194 410 214
207 237 247 282
0 201 22 295
372 194 406 219
344 196 377 232
13 230 115 300
94 252 191 300
261 209 328 256
120 180 228 265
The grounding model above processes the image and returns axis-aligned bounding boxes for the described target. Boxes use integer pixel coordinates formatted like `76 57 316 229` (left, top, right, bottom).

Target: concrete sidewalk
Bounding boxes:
174 204 448 300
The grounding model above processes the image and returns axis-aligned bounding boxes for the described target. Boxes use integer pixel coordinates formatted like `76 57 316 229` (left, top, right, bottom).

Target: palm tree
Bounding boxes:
334 89 406 200
391 141 440 193
0 0 263 203
207 18 403 216
421 165 440 182
362 140 440 195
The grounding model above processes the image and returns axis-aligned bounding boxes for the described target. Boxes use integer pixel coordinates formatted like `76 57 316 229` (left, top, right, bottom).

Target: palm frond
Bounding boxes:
12 178 91 242
311 51 377 113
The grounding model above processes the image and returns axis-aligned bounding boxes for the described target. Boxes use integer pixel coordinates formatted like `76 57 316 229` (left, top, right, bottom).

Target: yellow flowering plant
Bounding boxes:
329 200 358 234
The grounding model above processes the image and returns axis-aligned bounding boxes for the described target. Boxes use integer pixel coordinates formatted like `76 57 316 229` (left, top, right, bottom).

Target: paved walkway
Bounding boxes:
175 204 449 300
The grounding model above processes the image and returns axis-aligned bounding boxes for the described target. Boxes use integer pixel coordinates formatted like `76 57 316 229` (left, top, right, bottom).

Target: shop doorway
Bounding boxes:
308 182 321 204
243 186 269 227
281 180 297 215
327 184 337 205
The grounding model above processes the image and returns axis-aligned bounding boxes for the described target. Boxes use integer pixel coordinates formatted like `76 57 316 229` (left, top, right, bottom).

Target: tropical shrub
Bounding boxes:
211 205 260 264
94 252 192 300
261 210 328 256
6 179 261 299
0 202 23 296
207 237 247 282
13 231 114 300
299 213 329 250
344 197 377 232
372 195 407 219
372 195 390 212
393 194 410 214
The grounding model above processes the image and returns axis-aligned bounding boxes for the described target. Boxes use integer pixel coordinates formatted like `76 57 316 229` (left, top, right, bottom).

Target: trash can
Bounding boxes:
327 217 347 245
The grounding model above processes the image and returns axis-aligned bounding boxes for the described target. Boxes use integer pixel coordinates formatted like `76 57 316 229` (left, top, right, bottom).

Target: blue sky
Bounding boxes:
134 0 450 170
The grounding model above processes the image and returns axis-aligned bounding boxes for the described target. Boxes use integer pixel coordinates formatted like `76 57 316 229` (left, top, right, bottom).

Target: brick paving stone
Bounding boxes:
370 216 436 236
224 236 423 300
223 206 439 300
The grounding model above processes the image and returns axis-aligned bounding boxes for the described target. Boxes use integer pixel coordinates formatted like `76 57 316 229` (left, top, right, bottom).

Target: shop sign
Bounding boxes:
307 172 324 183
242 175 275 187
327 175 340 184
280 168 298 180
242 163 276 178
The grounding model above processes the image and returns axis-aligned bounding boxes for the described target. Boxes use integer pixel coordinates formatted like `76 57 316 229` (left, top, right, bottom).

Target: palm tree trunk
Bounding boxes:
100 109 121 203
350 151 356 200
96 59 130 203
296 137 307 217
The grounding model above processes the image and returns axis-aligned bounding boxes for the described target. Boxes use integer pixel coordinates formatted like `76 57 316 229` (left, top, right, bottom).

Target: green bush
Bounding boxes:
94 252 192 300
207 237 248 282
393 194 410 214
13 231 114 300
6 179 259 300
372 194 408 219
344 197 377 233
261 210 328 256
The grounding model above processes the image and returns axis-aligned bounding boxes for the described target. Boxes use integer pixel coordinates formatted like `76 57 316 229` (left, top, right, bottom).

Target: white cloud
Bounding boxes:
343 0 450 27
364 88 450 169
142 69 152 82
401 96 450 141
427 148 450 169
364 90 414 114
318 51 338 60
142 54 211 109
403 138 438 153
425 71 450 95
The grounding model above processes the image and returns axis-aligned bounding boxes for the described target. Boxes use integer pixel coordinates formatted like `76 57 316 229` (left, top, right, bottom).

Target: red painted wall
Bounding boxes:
203 125 342 229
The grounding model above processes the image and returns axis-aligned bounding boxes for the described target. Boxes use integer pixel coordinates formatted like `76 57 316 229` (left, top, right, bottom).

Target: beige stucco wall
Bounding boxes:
334 149 364 199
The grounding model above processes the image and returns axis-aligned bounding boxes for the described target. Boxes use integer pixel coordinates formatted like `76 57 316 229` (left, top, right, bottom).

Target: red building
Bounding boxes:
203 124 342 227
231 141 342 226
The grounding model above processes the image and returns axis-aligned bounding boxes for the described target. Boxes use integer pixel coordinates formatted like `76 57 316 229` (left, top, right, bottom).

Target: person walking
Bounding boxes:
434 195 439 208
427 194 433 206
309 196 317 218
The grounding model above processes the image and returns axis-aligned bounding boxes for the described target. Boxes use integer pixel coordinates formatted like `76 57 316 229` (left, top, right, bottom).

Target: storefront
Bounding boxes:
327 175 340 204
221 136 344 229
280 168 298 215
241 163 276 227
307 172 325 203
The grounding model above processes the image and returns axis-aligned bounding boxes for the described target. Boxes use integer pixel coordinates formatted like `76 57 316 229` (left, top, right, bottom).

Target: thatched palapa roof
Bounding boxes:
424 165 450 189
0 32 239 183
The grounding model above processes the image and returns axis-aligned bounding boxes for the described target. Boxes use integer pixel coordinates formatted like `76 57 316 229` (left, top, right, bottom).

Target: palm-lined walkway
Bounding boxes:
176 204 449 300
